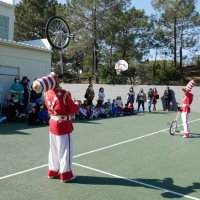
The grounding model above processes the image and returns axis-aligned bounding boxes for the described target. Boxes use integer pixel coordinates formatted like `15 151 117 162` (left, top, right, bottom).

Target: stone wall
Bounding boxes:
61 83 200 113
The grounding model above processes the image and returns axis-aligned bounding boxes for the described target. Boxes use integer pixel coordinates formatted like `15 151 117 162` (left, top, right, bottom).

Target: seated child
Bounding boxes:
128 103 135 115
77 104 89 120
111 99 120 116
27 106 40 125
38 105 49 125
123 104 132 116
86 105 94 119
0 101 6 123
8 93 24 121
99 104 109 118
91 106 99 119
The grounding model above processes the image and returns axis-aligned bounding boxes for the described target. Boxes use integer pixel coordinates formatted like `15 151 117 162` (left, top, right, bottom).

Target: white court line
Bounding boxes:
0 164 48 180
73 162 200 200
0 118 200 180
74 118 200 158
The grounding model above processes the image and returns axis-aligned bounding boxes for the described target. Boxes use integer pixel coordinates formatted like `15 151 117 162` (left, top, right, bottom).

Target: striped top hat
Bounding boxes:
185 80 195 92
32 72 56 93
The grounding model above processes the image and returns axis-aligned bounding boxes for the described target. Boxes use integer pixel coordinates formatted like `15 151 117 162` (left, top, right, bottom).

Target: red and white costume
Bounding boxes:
180 80 194 138
33 73 80 182
44 88 80 182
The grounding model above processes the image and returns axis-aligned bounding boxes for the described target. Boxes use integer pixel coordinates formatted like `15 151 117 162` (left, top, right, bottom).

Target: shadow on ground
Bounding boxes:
0 122 47 135
68 176 200 199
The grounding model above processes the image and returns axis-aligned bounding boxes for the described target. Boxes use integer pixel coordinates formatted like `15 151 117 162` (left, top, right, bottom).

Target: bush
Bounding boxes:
158 68 182 83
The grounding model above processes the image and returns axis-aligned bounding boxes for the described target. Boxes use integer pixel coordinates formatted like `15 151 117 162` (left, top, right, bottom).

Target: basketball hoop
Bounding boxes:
115 60 128 76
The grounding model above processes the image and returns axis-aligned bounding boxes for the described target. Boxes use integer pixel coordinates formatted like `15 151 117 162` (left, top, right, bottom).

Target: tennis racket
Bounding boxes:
169 105 180 135
169 119 178 135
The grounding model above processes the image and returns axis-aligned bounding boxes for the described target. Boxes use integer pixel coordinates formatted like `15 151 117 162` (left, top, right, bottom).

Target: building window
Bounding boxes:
0 65 19 76
0 15 9 40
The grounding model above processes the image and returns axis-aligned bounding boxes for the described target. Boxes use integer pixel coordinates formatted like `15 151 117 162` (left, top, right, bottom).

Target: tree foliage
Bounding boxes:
151 0 200 70
14 0 200 84
14 0 59 41
58 0 150 83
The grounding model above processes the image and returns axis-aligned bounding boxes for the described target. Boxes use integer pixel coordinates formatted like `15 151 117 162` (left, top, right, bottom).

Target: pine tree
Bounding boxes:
14 0 59 41
152 0 200 70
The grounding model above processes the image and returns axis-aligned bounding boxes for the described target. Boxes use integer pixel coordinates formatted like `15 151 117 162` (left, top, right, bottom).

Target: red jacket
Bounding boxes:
44 88 80 135
181 92 193 112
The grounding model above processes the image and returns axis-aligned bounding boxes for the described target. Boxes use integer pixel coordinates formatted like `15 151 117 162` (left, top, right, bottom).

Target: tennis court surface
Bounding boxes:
1 111 200 200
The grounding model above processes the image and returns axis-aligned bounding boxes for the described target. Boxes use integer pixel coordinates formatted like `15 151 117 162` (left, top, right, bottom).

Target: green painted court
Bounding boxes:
1 111 200 200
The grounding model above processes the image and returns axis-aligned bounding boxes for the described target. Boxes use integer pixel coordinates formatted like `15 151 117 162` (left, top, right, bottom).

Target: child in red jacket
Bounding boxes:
181 80 195 138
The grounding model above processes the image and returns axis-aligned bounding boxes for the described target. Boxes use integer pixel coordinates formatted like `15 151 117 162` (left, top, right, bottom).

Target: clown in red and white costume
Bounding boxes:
180 80 194 138
33 73 80 182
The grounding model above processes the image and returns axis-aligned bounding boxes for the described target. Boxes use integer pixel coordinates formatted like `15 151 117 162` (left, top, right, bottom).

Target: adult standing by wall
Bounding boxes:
147 88 153 112
33 73 80 183
21 76 30 113
97 87 105 106
163 86 172 111
126 86 135 107
152 87 159 111
10 76 24 103
136 88 146 112
30 79 42 103
84 84 95 106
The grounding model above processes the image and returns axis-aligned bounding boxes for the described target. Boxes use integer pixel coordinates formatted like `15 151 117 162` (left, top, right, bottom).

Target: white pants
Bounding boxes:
49 133 73 174
181 112 189 134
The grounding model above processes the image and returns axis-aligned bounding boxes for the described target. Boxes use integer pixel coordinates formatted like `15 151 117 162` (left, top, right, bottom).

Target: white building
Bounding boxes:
0 0 52 104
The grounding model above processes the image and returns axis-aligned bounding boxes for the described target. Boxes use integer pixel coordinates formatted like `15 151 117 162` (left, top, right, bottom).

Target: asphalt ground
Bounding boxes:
1 111 200 200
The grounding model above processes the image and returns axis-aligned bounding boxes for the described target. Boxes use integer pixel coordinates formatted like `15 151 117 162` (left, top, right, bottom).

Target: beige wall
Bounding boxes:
61 83 200 113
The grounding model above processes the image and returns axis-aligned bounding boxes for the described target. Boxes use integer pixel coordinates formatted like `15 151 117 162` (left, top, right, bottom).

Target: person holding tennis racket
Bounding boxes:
180 80 195 138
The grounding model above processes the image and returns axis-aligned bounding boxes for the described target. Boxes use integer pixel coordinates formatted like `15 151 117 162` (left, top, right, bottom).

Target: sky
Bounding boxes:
13 0 156 15
14 0 200 15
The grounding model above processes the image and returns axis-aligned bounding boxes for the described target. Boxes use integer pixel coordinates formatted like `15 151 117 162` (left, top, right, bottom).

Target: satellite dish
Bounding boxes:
115 60 128 75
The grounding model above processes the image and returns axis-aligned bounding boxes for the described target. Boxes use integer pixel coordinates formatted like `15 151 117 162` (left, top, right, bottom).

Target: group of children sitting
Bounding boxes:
1 93 136 125
3 92 49 126
75 97 136 120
